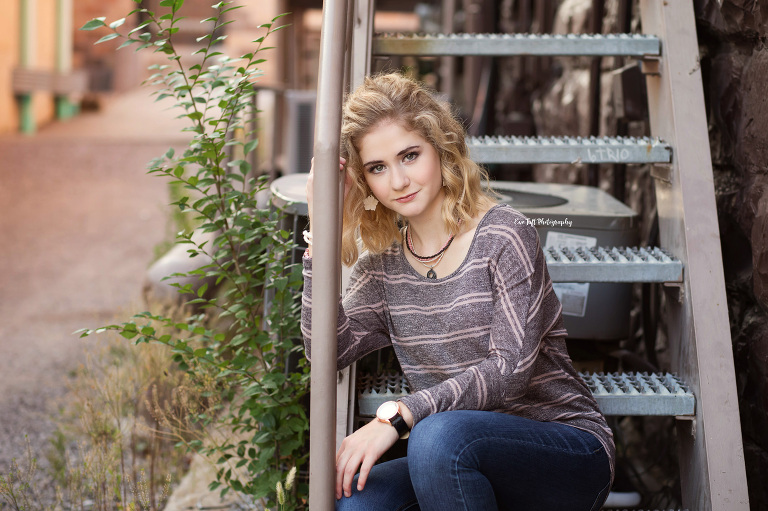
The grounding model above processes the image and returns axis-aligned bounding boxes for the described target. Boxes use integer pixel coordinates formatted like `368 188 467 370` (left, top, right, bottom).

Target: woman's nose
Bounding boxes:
390 166 410 190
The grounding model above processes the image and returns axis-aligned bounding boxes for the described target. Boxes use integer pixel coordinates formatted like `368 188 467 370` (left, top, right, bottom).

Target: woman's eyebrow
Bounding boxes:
363 159 383 169
363 145 421 168
397 145 420 157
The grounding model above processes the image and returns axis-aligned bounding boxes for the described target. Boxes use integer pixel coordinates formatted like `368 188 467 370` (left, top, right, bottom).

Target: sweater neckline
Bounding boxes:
398 203 507 281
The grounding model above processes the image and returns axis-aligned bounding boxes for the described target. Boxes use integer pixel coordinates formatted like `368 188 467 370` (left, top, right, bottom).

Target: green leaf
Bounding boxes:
117 38 140 50
96 33 120 44
244 139 259 155
120 330 139 340
109 18 126 29
81 18 107 31
271 23 291 34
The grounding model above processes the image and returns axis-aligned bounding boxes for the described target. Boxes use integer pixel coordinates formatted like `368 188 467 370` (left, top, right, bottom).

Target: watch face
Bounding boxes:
377 401 399 420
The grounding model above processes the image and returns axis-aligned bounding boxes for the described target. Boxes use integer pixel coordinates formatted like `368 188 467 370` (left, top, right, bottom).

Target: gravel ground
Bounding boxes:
0 90 190 507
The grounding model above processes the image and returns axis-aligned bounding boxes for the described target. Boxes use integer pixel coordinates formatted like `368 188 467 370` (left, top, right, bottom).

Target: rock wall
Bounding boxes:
695 1 768 509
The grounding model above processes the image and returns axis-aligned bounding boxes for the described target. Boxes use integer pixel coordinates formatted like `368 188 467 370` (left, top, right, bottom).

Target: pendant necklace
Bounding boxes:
418 251 446 279
405 223 459 279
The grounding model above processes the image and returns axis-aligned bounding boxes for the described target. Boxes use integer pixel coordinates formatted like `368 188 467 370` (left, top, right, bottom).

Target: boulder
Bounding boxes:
143 229 219 304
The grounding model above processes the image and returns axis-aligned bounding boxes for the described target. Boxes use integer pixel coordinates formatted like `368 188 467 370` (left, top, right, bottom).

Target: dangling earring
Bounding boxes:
363 195 379 211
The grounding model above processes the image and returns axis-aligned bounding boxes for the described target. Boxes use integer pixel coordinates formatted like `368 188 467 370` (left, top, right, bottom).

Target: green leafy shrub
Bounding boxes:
79 2 309 509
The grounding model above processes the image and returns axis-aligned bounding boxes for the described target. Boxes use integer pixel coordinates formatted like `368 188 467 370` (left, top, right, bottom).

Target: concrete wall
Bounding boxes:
72 0 140 92
0 0 57 134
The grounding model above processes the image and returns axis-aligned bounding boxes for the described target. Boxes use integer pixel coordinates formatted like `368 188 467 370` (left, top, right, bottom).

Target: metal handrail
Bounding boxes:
309 0 349 509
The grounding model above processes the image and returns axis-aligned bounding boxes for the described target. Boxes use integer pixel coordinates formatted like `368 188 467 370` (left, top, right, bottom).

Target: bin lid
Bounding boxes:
270 174 637 231
271 173 309 216
492 181 637 231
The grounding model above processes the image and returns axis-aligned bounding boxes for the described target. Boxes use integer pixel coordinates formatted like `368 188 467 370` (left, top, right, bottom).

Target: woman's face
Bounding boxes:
358 120 444 224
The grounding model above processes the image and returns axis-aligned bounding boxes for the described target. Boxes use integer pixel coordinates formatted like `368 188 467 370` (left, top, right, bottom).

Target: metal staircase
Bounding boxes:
308 1 749 509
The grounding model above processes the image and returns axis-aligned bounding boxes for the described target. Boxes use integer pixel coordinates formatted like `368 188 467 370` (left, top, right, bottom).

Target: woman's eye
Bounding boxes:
368 164 385 174
403 151 418 162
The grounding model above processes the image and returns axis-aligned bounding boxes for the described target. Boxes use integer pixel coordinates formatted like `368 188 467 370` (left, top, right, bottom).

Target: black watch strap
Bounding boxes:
390 413 410 438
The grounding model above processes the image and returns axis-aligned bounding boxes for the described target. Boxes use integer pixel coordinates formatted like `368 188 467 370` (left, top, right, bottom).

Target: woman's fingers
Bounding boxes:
335 442 363 499
355 454 377 493
334 421 399 499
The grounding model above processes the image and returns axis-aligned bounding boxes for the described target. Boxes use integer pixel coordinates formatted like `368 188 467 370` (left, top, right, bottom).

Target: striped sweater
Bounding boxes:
301 204 615 474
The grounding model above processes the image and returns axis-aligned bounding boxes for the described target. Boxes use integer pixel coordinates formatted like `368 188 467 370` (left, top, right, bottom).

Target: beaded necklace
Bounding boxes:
404 221 461 279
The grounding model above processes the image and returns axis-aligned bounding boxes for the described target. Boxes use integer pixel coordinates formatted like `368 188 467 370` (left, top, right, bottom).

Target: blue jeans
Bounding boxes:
336 410 611 511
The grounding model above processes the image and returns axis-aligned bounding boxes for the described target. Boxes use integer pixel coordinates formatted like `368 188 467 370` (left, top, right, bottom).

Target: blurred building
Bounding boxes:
0 0 290 135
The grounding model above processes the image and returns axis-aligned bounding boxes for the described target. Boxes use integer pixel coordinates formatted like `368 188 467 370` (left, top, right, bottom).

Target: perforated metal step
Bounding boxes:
357 372 694 418
467 136 671 165
582 372 694 416
357 373 410 417
373 33 661 57
545 246 683 283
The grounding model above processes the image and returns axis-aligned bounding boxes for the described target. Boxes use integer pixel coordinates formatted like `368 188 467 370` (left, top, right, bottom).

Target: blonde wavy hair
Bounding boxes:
340 73 496 266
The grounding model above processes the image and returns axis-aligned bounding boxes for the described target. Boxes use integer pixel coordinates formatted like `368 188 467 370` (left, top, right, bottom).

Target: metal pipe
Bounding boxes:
586 0 604 186
309 0 348 508
439 0 456 99
19 0 36 134
55 0 77 119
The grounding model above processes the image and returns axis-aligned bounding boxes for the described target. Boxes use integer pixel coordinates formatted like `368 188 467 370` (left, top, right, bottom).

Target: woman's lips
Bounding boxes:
395 192 417 203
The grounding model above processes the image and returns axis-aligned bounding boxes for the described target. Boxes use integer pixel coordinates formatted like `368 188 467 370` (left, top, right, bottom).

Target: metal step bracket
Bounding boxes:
467 136 671 165
650 162 673 183
641 55 663 75
373 33 661 57
544 246 683 283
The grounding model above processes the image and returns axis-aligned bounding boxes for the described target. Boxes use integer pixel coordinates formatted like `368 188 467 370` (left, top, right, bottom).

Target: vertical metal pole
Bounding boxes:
439 0 456 100
19 0 36 134
309 0 348 509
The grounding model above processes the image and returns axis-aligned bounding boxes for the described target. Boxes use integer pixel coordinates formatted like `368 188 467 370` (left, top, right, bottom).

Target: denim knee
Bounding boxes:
407 412 465 476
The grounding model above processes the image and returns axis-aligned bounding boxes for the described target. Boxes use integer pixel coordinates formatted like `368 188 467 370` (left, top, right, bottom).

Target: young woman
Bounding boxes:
302 73 614 511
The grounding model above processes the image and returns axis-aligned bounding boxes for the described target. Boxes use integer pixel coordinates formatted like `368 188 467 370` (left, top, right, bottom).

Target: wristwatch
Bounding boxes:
376 400 410 439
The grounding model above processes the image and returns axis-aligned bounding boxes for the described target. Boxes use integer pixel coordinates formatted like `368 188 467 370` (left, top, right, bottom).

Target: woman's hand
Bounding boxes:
306 156 348 227
335 419 398 499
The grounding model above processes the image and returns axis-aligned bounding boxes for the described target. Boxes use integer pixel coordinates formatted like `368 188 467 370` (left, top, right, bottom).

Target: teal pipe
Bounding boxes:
55 0 77 119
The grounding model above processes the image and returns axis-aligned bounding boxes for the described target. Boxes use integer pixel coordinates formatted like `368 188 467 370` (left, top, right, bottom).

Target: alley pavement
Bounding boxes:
0 89 190 489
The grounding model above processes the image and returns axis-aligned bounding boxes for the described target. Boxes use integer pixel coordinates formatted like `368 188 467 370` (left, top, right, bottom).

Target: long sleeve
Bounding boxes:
399 221 564 424
301 254 393 370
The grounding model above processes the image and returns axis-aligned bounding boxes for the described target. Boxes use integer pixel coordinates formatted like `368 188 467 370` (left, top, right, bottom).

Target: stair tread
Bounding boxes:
467 135 672 164
374 32 661 57
357 371 694 417
545 246 683 283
